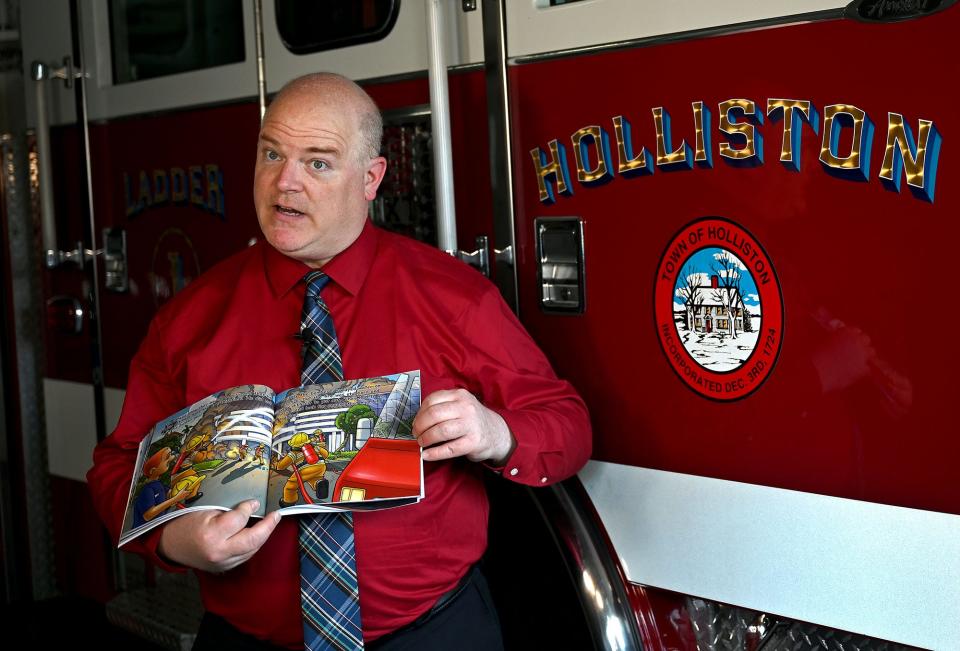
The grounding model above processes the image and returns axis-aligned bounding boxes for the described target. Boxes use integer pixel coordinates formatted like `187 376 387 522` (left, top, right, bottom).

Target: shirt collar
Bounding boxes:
262 219 380 298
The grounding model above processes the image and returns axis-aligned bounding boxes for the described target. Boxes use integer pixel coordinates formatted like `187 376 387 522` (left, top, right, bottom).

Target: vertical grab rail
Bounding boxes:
30 61 59 268
253 0 268 120
30 56 92 268
425 0 458 255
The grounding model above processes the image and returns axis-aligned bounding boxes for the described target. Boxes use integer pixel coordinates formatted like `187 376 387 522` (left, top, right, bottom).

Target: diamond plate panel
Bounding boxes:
683 597 924 651
687 598 772 651
372 118 436 245
105 571 203 651
2 132 57 600
760 622 925 651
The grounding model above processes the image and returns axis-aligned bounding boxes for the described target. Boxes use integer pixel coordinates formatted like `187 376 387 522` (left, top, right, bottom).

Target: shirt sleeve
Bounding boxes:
459 284 592 487
86 316 188 573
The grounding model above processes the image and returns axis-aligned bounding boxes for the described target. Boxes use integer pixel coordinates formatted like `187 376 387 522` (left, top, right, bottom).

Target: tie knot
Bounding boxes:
304 271 330 297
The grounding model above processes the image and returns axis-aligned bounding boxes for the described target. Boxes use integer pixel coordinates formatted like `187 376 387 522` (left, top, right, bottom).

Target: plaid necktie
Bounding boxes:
298 271 363 651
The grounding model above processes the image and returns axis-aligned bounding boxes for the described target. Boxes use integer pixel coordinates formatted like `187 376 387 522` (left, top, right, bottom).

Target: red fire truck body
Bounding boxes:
3 1 958 649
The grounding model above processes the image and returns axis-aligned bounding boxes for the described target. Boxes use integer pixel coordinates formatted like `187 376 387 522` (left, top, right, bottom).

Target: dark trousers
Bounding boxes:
192 566 504 651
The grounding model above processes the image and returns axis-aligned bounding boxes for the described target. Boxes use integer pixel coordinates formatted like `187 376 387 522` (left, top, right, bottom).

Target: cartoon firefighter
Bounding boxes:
181 428 216 466
273 430 329 506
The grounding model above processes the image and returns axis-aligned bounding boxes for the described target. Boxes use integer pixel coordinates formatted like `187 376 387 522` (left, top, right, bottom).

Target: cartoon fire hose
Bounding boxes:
274 431 329 506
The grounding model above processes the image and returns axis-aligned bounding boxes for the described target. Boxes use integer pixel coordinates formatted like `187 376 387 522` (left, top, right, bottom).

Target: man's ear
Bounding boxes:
364 156 388 201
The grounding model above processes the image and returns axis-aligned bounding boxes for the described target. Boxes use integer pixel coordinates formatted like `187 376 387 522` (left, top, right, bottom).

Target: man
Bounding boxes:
88 73 591 649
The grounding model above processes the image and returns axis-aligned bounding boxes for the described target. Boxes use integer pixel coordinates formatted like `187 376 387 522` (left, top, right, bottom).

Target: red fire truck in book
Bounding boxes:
2 1 957 649
332 439 421 504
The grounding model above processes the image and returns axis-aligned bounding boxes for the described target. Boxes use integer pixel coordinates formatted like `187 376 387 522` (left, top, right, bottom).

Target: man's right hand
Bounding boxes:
157 499 281 573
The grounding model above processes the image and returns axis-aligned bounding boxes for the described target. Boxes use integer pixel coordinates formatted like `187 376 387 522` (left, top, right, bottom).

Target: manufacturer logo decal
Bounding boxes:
655 218 783 400
845 0 957 22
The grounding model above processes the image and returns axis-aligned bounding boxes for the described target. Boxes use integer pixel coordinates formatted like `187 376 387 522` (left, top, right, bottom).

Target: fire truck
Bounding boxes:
1 0 957 648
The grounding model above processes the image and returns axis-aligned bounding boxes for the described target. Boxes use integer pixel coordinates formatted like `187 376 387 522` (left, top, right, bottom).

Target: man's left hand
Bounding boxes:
414 389 515 465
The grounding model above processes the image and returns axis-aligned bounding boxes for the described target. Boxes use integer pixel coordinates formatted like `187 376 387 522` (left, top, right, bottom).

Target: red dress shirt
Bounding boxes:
87 221 591 646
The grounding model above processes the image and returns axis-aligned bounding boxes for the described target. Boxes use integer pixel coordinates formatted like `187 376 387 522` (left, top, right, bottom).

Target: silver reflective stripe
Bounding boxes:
580 461 960 650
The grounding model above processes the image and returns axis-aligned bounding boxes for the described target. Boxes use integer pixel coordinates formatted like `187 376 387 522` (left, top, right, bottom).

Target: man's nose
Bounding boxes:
276 160 304 192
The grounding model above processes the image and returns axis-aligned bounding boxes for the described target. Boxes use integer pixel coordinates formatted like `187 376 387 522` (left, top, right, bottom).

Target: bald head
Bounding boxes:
266 73 383 163
254 72 389 268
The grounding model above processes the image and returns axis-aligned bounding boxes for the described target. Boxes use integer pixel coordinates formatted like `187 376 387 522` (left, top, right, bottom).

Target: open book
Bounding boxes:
119 370 422 546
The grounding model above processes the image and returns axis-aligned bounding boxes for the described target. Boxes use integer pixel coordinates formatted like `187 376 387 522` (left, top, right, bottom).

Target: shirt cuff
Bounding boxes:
484 408 552 487
135 526 190 575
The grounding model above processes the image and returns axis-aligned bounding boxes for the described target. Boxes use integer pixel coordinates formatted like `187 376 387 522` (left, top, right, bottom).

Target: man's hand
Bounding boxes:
157 499 281 573
414 389 516 465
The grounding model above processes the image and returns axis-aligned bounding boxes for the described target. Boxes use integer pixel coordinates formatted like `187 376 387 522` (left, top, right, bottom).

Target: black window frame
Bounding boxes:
275 0 401 56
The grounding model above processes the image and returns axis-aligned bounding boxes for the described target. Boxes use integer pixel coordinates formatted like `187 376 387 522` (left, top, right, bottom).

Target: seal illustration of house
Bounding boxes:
685 275 750 336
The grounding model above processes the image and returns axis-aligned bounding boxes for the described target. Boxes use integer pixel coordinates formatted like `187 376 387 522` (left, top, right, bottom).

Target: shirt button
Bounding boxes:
540 477 548 484
509 468 519 476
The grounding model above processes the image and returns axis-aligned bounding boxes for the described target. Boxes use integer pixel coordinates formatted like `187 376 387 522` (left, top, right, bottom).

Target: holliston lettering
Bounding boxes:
530 98 941 204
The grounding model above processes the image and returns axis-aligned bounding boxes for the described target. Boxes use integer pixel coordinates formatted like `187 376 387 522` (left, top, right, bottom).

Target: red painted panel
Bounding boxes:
363 75 429 110
510 11 959 514
447 71 496 252
91 102 262 388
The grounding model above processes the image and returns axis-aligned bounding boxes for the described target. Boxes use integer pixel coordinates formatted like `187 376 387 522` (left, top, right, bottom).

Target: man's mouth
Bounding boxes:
275 204 305 217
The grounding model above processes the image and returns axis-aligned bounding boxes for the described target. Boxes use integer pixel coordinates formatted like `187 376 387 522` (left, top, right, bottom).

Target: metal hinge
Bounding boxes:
31 56 87 87
451 235 513 278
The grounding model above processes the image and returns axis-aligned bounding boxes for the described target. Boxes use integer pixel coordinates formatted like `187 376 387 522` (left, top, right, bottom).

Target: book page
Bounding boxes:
119 384 276 545
267 371 422 514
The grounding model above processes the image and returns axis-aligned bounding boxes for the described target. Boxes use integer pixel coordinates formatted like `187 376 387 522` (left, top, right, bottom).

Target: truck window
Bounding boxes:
275 0 400 55
109 0 245 84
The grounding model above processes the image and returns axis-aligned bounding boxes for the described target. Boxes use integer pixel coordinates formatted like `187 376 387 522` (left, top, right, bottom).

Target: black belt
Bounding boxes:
368 564 479 648
414 564 477 625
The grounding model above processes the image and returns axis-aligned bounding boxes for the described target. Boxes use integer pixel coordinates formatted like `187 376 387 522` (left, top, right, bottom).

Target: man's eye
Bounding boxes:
265 150 280 161
311 160 327 171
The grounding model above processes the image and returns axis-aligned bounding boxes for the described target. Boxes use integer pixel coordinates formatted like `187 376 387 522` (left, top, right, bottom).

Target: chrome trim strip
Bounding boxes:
510 9 845 65
359 62 485 88
481 0 519 311
381 103 432 123
254 0 268 120
533 479 645 651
